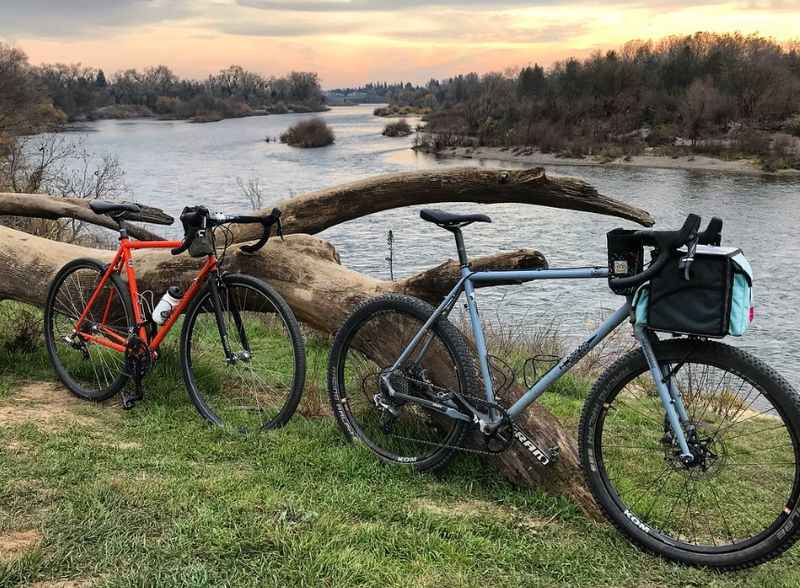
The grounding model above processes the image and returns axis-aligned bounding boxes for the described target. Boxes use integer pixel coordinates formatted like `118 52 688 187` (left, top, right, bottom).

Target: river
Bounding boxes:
64 105 800 386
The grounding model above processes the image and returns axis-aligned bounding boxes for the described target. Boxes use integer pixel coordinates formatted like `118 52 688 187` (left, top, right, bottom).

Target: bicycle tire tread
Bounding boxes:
579 339 800 570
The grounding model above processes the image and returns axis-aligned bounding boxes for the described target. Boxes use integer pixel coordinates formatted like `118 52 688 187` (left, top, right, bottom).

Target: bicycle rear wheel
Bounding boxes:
44 258 133 401
327 294 478 472
180 273 305 432
580 339 800 569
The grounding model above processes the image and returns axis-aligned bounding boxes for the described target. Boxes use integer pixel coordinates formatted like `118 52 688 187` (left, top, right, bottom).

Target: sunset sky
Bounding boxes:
1 0 798 88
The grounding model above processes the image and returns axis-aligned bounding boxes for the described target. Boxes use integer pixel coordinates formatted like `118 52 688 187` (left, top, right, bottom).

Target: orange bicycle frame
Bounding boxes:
74 235 217 354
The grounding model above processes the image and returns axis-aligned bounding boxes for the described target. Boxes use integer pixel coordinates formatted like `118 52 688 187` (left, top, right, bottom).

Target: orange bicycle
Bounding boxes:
43 201 305 432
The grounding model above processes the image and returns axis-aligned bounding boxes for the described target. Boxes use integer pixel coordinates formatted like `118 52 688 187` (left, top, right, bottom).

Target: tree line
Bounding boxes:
327 82 418 102
0 43 326 129
396 33 800 169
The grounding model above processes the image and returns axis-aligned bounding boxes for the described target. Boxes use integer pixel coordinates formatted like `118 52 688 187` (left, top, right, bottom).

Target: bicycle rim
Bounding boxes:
45 261 131 400
594 345 800 553
183 279 302 432
336 307 466 464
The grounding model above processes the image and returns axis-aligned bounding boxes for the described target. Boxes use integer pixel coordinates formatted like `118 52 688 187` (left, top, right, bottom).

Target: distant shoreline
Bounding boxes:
62 105 335 132
424 145 800 176
64 103 330 126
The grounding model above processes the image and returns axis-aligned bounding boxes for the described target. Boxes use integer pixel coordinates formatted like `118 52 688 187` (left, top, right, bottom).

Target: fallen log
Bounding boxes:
0 191 172 241
0 226 596 512
232 167 654 242
0 227 547 318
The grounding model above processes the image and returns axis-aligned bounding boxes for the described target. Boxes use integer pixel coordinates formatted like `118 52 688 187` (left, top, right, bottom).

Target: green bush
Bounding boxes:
645 125 677 147
280 117 335 148
0 302 42 354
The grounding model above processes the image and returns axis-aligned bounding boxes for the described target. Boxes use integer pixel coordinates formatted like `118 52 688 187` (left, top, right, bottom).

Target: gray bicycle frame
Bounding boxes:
387 264 695 461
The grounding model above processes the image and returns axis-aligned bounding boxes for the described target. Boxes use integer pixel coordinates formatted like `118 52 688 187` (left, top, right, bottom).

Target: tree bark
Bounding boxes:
0 227 546 322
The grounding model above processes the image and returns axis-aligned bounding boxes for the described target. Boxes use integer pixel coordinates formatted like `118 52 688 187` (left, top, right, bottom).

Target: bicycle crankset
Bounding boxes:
122 335 155 409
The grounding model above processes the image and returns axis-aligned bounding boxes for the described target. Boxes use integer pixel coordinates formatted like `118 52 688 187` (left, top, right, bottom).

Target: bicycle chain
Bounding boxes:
377 370 515 456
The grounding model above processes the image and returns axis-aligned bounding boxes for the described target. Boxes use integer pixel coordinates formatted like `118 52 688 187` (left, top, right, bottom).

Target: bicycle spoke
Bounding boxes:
186 282 300 431
47 263 130 399
597 348 799 551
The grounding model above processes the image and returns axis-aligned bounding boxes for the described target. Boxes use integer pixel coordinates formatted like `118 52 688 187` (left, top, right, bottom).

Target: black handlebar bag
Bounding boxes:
179 206 215 258
634 245 754 338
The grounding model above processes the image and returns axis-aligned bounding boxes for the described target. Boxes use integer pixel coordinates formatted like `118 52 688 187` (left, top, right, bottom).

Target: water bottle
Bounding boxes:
152 287 183 325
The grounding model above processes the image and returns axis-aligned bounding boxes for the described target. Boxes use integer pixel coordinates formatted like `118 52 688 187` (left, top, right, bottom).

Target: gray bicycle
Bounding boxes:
328 209 800 570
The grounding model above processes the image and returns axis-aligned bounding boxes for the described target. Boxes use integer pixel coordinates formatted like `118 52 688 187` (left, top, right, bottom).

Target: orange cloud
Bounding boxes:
3 1 798 86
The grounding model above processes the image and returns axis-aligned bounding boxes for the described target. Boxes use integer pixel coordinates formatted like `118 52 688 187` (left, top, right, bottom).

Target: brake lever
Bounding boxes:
679 236 699 281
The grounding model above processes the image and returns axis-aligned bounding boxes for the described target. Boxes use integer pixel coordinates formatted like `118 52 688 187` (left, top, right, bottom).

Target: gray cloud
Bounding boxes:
216 5 585 43
0 0 195 37
237 0 555 11
240 0 800 12
216 20 362 37
3 0 797 44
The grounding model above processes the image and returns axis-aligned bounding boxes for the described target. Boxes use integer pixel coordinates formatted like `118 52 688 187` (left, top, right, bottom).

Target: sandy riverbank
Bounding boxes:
433 146 800 175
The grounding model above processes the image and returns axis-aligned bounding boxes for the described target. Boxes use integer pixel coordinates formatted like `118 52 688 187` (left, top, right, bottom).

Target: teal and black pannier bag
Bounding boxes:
634 245 754 338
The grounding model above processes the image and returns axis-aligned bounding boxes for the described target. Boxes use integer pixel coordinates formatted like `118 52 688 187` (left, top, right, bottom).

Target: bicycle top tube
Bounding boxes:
124 239 183 250
467 266 610 284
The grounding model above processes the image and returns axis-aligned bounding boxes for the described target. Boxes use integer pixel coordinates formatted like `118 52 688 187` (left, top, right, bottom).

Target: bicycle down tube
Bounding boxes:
387 264 695 460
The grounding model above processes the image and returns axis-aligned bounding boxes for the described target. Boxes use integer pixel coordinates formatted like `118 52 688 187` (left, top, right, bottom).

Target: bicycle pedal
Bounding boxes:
512 425 558 466
120 394 137 410
120 387 144 411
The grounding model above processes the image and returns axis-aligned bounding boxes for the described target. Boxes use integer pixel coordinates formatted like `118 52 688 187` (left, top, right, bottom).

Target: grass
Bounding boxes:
1 305 800 586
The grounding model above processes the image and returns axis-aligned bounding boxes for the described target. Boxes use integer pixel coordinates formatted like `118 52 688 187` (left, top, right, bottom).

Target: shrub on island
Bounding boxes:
382 119 413 137
280 117 335 148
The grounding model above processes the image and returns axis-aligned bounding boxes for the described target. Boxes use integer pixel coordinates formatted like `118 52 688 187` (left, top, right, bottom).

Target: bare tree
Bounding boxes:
0 43 61 136
680 78 724 145
1 135 126 244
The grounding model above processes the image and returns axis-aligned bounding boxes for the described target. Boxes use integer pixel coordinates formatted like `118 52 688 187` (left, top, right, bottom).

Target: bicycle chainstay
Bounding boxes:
378 370 544 458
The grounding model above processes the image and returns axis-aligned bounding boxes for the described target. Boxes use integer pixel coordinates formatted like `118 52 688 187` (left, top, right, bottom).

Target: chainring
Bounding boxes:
124 335 154 379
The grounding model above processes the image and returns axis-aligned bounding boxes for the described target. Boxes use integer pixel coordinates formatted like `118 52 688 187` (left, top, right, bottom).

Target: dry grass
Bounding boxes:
456 309 633 401
0 529 41 562
0 382 100 430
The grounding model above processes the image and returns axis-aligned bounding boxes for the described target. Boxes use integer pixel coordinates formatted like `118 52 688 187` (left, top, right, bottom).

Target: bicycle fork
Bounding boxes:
634 325 694 463
208 277 251 364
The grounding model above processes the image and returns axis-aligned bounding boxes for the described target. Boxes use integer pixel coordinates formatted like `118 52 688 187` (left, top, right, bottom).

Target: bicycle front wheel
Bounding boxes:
180 273 305 432
580 339 800 570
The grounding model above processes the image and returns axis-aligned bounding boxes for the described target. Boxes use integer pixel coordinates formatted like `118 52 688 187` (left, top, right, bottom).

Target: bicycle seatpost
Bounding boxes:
448 227 469 267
